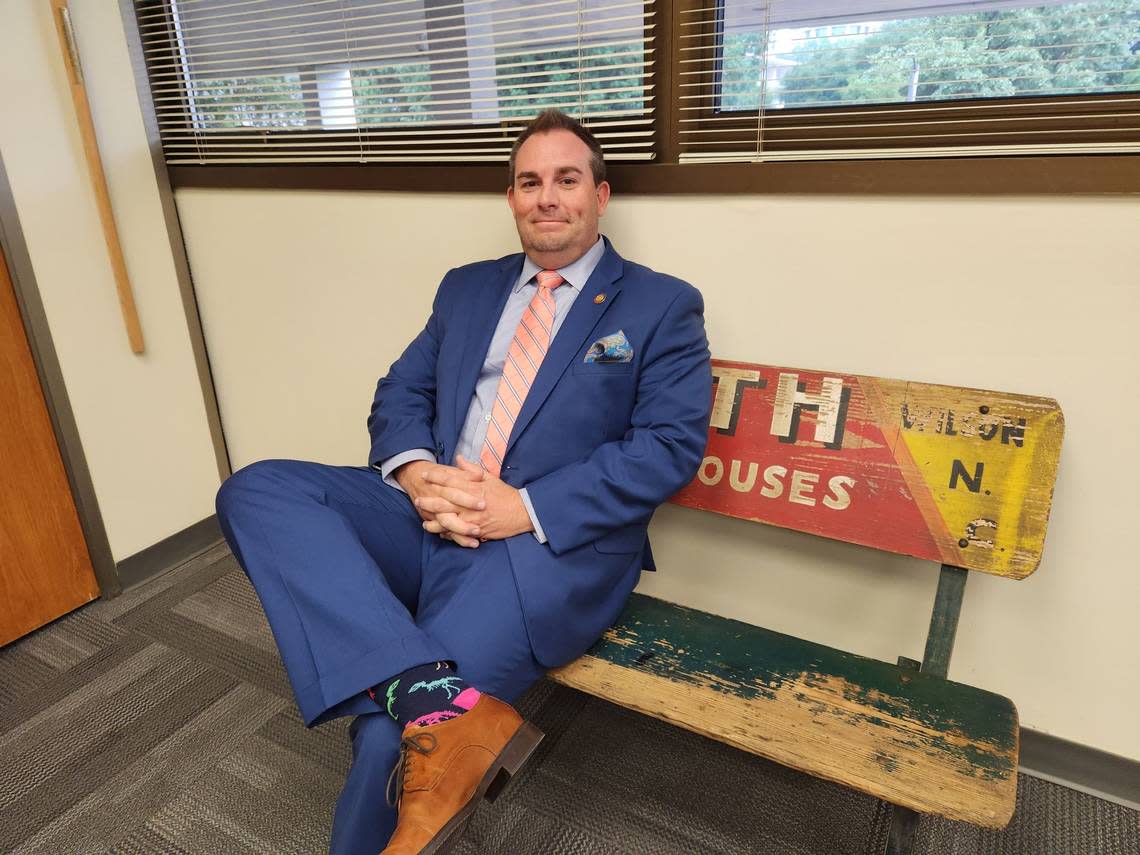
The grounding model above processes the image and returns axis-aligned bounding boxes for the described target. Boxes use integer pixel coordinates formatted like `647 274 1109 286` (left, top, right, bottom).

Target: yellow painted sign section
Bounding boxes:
870 383 1066 578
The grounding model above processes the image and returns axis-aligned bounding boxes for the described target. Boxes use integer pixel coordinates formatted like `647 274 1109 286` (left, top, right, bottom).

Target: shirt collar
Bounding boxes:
514 235 605 294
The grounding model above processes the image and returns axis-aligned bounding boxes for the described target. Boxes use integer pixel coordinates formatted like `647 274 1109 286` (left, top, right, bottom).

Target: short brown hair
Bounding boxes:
508 110 606 186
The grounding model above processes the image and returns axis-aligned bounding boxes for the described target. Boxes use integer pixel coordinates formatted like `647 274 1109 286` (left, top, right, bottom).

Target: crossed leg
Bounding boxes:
332 539 543 854
215 460 544 855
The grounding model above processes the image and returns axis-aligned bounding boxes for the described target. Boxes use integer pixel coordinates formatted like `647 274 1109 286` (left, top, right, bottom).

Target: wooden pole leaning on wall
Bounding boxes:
51 0 146 354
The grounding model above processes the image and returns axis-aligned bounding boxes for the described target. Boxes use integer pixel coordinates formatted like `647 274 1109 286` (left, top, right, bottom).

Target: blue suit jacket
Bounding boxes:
367 238 712 666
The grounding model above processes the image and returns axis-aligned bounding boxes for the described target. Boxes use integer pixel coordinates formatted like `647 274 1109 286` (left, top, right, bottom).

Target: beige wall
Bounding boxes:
0 1 220 560
176 187 1140 762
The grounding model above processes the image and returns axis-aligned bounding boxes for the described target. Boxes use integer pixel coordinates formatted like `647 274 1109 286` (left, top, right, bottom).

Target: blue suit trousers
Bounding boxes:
215 459 545 855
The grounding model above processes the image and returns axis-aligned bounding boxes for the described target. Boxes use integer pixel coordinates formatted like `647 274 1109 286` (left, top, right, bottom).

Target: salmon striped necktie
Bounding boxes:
479 269 565 476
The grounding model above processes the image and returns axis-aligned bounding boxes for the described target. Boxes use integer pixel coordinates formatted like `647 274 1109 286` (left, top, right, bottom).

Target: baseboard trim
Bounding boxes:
1019 727 1140 811
115 515 224 591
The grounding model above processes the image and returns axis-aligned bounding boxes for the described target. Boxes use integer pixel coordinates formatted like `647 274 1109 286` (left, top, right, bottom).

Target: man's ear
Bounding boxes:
596 180 611 216
506 184 516 213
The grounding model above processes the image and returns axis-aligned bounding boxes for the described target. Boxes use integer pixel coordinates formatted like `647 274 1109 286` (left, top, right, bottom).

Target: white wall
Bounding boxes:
176 187 1140 762
0 1 220 560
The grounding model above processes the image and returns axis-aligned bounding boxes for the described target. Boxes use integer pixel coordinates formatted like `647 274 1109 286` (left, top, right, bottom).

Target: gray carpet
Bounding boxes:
1 544 1136 855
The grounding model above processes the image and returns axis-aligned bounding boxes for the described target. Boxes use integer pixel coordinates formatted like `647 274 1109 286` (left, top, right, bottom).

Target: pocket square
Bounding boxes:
584 330 633 363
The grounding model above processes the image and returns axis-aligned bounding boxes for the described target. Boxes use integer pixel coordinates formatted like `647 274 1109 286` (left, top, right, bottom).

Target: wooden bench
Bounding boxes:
551 359 1064 853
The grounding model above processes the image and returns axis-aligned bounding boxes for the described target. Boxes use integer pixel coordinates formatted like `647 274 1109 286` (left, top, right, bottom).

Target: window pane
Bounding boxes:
141 0 655 163
188 73 307 128
494 42 648 119
718 0 1140 112
159 0 650 131
351 62 433 125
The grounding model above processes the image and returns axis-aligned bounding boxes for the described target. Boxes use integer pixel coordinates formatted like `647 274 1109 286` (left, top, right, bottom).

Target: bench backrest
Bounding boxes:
671 360 1064 579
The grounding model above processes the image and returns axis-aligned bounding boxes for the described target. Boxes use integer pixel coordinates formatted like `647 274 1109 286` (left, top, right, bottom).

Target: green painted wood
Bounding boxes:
922 565 969 679
587 593 1018 778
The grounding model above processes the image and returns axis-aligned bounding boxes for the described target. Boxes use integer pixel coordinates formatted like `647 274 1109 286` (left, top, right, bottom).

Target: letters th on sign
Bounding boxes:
671 360 1064 579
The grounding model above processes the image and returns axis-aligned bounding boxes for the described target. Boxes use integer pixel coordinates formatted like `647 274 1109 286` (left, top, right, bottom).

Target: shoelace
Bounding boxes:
385 731 439 809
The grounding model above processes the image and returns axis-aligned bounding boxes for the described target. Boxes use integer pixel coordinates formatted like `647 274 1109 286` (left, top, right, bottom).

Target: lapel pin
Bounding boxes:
594 293 606 304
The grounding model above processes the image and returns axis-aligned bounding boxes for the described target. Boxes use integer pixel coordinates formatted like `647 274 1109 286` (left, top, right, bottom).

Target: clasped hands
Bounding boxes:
395 455 533 548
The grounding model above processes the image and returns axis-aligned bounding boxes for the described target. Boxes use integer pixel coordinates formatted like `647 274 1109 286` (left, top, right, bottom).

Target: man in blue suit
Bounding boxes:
215 110 712 855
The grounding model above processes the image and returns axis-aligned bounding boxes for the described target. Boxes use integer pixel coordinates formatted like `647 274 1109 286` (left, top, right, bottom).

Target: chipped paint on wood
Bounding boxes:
550 594 1018 829
673 360 1064 579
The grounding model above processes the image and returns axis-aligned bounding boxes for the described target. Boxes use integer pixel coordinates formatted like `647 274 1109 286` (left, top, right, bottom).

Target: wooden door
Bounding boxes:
0 243 99 646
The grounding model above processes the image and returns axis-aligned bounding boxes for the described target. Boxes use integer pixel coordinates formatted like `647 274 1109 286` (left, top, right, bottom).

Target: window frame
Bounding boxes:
674 0 1140 161
128 0 1140 194
134 0 661 166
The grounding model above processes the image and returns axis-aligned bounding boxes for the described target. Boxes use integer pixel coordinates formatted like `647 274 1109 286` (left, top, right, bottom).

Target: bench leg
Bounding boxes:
883 804 921 855
881 568 968 855
882 655 926 854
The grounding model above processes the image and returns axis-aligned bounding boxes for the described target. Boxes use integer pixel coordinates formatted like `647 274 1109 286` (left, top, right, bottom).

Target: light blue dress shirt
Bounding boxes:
380 236 607 543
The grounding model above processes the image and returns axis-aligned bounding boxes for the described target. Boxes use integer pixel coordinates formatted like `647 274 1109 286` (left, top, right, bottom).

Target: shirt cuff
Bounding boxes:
518 487 548 544
376 449 436 492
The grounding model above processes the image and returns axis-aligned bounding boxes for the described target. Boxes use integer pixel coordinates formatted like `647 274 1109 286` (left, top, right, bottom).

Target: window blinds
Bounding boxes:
136 0 656 164
677 0 1140 161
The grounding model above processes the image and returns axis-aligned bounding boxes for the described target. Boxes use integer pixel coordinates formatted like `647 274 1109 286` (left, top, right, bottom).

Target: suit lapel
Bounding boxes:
449 255 522 443
506 243 625 456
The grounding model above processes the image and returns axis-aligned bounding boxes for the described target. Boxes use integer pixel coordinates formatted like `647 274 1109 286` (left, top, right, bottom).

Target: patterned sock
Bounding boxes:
369 661 482 729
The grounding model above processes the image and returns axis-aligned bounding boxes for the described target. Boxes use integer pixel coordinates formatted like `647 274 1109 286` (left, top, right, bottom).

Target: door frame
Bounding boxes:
0 155 119 597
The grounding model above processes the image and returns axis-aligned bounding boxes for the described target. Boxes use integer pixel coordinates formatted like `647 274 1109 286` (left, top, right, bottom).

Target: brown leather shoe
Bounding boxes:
380 695 543 855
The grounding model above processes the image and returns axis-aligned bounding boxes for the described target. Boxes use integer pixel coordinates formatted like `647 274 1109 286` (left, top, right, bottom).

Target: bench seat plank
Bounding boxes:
550 594 1018 829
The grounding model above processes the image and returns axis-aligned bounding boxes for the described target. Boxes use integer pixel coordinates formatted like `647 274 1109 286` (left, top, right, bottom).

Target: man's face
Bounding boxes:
507 129 610 266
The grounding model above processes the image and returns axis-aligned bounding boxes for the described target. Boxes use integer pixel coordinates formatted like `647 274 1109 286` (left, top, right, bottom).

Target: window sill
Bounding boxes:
168 155 1140 196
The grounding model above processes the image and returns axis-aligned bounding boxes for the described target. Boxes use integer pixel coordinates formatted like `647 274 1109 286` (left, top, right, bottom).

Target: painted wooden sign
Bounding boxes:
671 360 1064 579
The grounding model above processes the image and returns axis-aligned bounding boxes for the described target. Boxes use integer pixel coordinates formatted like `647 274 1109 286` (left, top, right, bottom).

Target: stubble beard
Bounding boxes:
521 216 596 258
521 221 574 255
527 232 572 253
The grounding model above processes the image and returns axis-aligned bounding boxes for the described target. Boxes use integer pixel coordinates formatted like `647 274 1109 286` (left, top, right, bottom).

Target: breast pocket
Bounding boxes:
571 360 636 376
